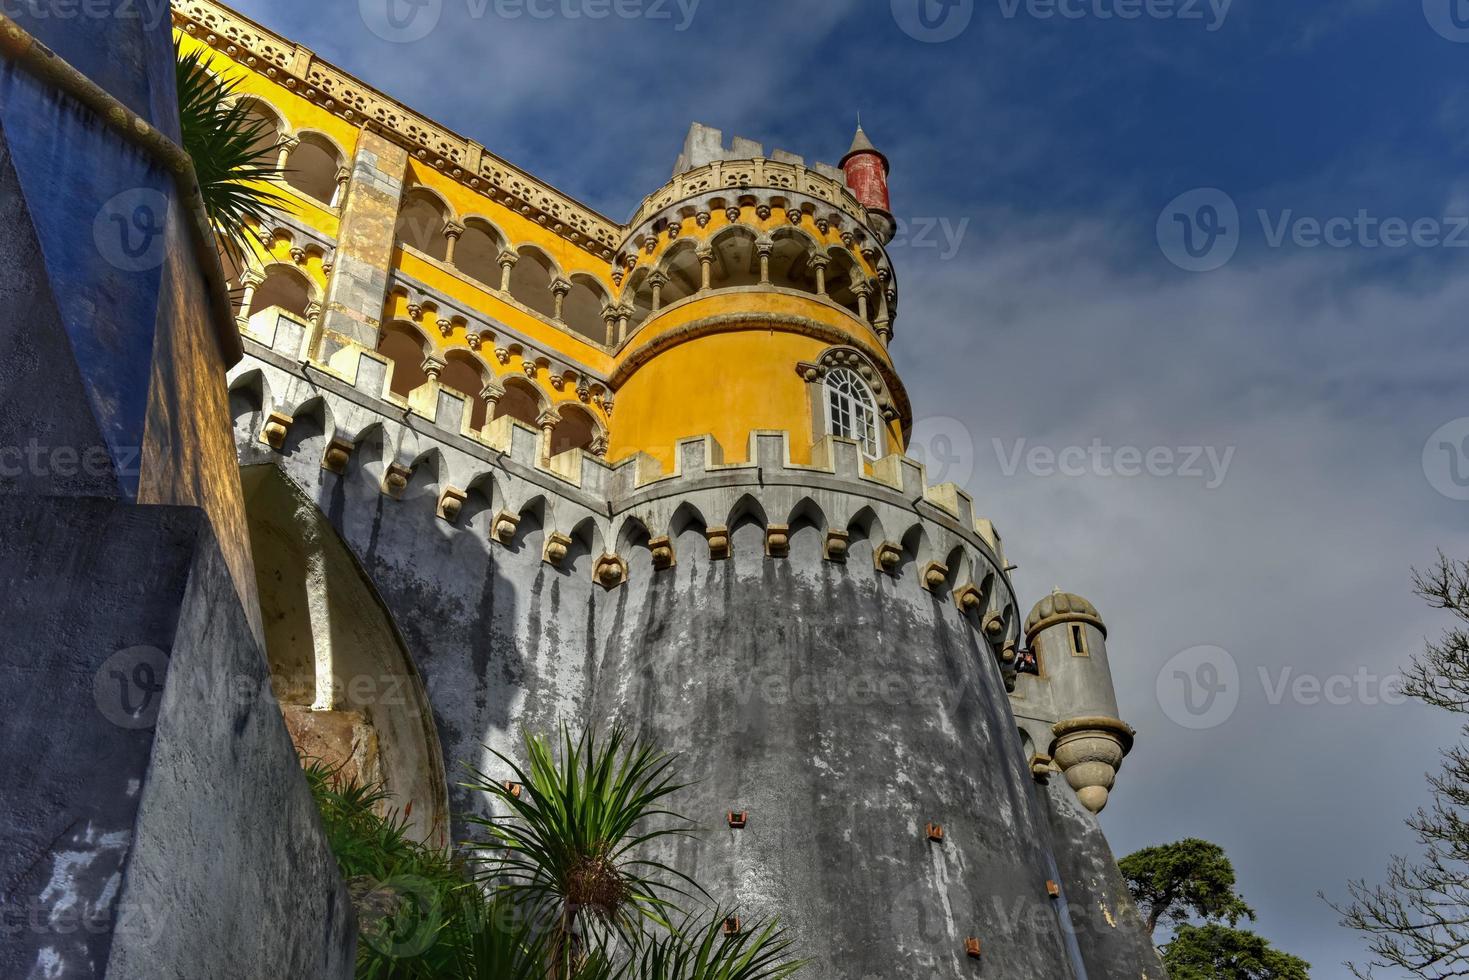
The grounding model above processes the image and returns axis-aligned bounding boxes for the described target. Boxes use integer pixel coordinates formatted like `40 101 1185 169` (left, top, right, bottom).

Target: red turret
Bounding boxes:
840 124 896 244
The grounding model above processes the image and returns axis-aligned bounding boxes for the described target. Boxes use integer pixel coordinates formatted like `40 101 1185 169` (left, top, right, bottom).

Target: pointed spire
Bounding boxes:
840 120 888 172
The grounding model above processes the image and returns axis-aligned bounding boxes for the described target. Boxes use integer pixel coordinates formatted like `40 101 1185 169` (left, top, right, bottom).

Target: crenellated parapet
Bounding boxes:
228 326 1030 659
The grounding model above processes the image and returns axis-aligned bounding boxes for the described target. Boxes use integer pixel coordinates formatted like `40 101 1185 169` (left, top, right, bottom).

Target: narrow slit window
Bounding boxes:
1071 624 1087 656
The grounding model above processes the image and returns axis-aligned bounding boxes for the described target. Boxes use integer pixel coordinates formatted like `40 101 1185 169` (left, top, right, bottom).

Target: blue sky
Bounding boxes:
233 0 1469 971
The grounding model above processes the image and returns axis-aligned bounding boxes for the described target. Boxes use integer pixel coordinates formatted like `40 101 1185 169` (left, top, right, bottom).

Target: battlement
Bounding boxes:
229 324 1027 641
672 123 848 183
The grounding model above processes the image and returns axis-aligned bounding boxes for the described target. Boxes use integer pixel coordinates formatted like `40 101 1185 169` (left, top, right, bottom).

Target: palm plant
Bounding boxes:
462 727 701 976
175 43 290 260
634 913 806 980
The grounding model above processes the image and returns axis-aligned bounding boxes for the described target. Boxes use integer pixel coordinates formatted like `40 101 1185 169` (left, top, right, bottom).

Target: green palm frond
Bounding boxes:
175 43 290 257
636 911 806 980
462 726 703 955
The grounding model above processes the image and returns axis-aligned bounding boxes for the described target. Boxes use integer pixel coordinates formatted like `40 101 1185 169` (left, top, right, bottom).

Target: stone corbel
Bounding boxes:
981 610 1007 646
491 510 519 545
725 206 742 224
649 536 675 570
922 561 950 594
431 486 464 523
873 541 902 575
321 436 354 474
765 524 790 558
1049 717 1135 814
260 411 293 450
706 525 731 561
381 462 411 499
543 531 573 567
594 553 627 589
823 529 849 562
953 582 986 616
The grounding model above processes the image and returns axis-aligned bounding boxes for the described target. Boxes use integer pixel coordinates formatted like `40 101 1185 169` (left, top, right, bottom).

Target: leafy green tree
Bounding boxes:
1119 838 1255 934
175 43 289 258
1334 553 1469 978
1164 924 1310 980
1121 839 1309 978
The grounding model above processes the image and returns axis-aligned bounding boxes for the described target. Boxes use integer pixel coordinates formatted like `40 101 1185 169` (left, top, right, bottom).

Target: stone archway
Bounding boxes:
241 464 450 847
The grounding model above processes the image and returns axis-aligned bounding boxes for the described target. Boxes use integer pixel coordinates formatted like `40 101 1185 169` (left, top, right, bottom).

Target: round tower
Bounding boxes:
606 125 905 470
1025 590 1135 814
839 124 897 245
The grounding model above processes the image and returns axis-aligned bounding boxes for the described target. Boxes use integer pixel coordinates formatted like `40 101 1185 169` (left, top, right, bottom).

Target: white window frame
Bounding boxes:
824 367 882 459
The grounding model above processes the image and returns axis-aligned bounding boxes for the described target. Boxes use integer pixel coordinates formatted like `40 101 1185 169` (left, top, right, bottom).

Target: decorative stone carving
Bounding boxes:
543 532 573 567
706 525 731 561
695 211 711 228
649 536 675 570
725 206 742 223
260 411 292 450
465 332 483 350
666 221 682 240
289 245 306 264
594 554 627 589
494 347 511 365
922 562 949 593
982 610 1006 642
954 582 986 615
436 317 453 338
824 529 849 562
420 354 445 382
321 436 353 474
756 204 772 221
765 524 790 558
491 510 520 544
381 462 411 498
787 209 804 226
437 486 467 523
1049 718 1134 814
874 541 902 574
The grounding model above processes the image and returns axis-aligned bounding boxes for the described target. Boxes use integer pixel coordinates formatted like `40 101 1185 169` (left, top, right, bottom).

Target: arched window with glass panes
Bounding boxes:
824 367 882 459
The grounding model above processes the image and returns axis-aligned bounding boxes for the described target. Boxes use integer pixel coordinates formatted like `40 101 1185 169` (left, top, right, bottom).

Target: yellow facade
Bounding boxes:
177 2 906 473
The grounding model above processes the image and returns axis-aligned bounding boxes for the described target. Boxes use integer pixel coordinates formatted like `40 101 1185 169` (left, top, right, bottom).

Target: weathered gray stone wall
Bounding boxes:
591 522 1083 979
0 498 354 980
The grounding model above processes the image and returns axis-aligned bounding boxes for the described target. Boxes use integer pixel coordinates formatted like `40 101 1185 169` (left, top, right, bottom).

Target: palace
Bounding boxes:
0 1 1164 976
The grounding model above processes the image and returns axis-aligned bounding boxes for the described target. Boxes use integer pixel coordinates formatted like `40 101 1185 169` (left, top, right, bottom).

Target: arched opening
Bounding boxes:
825 248 864 318
455 217 505 288
623 267 652 335
241 465 450 847
396 189 450 261
658 240 702 307
769 228 821 294
550 404 598 456
377 321 431 398
562 274 610 343
507 245 557 319
440 352 490 430
493 376 544 428
237 97 283 162
284 132 344 207
247 265 313 319
709 226 761 289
